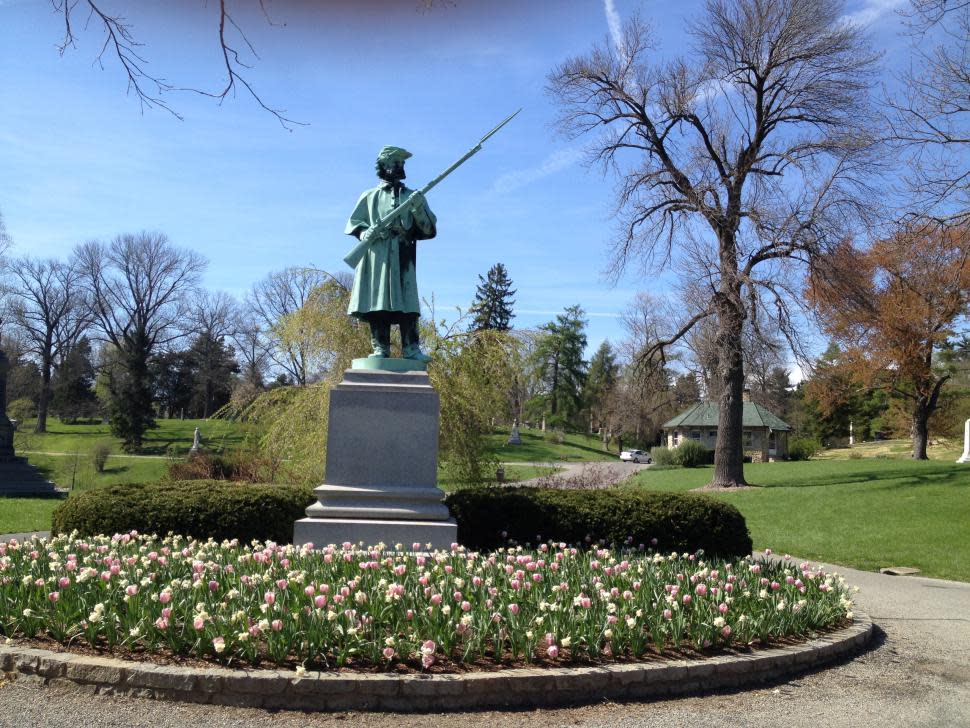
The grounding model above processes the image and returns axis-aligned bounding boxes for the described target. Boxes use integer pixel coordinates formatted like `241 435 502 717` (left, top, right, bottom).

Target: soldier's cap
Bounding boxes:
377 146 412 165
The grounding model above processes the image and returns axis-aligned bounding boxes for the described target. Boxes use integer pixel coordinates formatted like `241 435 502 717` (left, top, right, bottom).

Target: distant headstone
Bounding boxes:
0 350 16 461
541 417 546 432
849 420 854 447
189 427 201 455
507 419 521 445
958 418 970 464
0 349 63 497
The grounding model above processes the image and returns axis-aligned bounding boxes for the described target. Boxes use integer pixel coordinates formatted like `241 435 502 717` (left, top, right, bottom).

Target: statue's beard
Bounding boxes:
378 163 406 186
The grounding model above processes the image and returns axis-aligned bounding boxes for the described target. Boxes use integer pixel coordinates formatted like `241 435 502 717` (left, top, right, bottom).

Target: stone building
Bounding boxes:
661 394 791 462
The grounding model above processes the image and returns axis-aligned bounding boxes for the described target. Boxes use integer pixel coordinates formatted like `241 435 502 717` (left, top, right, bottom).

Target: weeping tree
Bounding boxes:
549 0 881 486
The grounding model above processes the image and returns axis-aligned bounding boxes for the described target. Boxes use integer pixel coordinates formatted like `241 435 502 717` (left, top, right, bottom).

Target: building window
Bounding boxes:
690 431 701 441
708 431 717 439
743 430 753 448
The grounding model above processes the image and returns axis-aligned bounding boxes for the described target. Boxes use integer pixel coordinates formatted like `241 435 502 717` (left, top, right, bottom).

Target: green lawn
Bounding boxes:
14 417 249 456
628 458 970 582
486 427 619 463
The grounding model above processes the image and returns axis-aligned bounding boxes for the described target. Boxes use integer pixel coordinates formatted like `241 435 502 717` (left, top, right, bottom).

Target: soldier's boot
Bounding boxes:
401 315 431 363
368 319 391 358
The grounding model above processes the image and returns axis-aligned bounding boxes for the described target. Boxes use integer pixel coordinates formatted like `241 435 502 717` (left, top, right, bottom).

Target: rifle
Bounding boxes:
343 109 521 269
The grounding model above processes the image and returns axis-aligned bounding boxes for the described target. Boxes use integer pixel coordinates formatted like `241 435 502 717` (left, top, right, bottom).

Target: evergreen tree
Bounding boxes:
187 333 239 418
151 351 194 420
583 341 619 432
530 305 588 426
468 263 516 332
51 338 99 422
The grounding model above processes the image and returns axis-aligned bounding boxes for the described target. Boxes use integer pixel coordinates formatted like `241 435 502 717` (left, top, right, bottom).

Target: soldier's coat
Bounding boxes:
345 183 437 317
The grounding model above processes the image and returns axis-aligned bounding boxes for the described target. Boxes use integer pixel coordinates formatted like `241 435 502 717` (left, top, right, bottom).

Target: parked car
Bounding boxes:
619 449 652 464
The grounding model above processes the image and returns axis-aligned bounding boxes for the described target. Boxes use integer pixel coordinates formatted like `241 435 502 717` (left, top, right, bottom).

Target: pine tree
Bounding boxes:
468 263 516 332
51 338 99 423
530 305 588 425
583 341 619 431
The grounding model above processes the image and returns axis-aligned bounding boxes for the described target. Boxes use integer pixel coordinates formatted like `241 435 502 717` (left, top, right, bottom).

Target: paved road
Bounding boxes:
509 460 651 488
1 549 967 727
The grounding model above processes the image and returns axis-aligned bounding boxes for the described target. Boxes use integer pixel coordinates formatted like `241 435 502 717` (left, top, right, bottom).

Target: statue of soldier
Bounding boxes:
345 146 437 362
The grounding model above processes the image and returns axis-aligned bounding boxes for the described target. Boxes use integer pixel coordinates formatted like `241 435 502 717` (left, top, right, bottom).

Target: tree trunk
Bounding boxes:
911 398 930 460
35 356 52 433
710 235 747 488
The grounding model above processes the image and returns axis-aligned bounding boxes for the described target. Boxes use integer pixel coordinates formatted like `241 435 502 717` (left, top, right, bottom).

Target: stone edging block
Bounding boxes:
0 613 874 711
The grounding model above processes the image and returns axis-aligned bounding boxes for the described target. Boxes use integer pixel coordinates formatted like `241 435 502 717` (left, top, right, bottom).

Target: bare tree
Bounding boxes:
888 0 970 226
246 267 335 386
51 0 301 128
549 0 880 486
49 1 450 127
76 232 205 451
6 257 91 432
188 290 238 418
230 309 271 390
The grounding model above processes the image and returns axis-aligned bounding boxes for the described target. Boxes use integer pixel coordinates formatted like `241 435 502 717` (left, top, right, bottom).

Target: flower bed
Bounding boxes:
0 533 855 672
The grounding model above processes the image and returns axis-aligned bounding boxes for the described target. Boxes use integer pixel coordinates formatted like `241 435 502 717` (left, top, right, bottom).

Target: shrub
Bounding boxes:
675 439 712 468
445 487 753 557
544 429 566 445
7 398 35 425
788 437 822 461
91 440 112 473
649 442 713 468
164 450 286 483
650 446 679 467
52 480 315 544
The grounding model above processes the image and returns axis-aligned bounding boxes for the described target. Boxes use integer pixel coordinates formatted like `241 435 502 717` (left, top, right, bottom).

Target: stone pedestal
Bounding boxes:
507 420 521 445
294 369 457 549
958 418 970 464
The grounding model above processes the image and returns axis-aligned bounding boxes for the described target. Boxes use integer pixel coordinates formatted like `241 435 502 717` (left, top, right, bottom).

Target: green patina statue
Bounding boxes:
343 111 521 368
345 146 437 363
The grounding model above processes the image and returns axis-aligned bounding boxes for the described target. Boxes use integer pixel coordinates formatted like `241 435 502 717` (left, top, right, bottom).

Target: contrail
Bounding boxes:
604 0 626 58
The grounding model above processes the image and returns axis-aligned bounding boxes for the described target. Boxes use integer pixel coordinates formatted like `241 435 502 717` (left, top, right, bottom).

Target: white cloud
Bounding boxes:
488 146 585 194
841 0 906 26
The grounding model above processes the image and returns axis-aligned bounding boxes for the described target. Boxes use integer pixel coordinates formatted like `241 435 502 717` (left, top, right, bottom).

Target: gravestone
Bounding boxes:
958 418 970 464
189 427 201 455
294 369 456 549
0 350 63 497
507 419 521 445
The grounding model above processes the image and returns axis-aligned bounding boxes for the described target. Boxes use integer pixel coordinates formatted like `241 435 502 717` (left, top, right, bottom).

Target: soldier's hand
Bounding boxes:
407 191 425 209
360 227 380 244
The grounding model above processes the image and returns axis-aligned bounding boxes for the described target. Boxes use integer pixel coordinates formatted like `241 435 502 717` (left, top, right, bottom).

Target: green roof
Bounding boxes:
662 401 790 431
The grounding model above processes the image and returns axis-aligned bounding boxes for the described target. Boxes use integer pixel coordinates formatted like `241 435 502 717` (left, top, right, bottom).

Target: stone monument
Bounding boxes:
0 350 16 461
507 419 521 445
958 418 970 464
0 350 62 497
189 427 201 455
295 116 518 551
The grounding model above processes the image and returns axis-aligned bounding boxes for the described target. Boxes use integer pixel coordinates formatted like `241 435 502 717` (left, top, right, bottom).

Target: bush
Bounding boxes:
650 446 679 467
91 440 112 473
445 487 753 557
164 450 286 483
7 398 35 425
788 437 822 461
649 442 713 468
675 439 712 468
52 480 315 544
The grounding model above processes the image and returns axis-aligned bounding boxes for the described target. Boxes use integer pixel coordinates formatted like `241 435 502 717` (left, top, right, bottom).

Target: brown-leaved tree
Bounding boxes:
809 225 970 458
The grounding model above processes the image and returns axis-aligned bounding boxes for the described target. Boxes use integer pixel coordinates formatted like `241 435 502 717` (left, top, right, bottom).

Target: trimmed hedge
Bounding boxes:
52 481 752 558
52 481 315 545
445 487 752 557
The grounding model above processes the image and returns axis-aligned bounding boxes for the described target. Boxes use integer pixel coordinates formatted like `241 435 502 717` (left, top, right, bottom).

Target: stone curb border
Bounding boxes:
0 613 873 712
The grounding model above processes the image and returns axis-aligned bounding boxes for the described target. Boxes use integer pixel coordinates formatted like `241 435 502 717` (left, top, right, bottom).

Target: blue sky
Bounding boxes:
0 0 911 371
